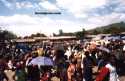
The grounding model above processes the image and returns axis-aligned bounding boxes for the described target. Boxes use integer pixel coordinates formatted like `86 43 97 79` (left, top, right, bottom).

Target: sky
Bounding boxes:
0 0 125 36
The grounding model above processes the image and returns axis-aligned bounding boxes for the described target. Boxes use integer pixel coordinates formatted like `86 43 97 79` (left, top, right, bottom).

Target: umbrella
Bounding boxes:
121 36 125 40
104 36 120 41
97 46 110 53
28 56 54 66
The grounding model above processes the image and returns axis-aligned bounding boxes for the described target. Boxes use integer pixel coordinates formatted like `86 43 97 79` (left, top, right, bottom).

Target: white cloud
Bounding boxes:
16 1 34 9
1 0 13 9
56 0 107 18
84 12 125 30
0 12 125 37
1 12 125 36
1 0 34 9
39 1 59 11
0 14 82 36
113 0 125 13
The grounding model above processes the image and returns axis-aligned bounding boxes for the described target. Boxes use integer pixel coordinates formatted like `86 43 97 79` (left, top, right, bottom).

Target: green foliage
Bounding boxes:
30 33 47 38
75 28 86 39
59 29 63 36
92 30 101 35
52 33 56 36
75 31 83 39
56 28 86 39
88 22 125 34
0 29 17 41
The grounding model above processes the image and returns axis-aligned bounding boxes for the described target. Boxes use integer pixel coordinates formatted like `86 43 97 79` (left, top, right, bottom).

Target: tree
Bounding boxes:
0 30 17 41
75 28 86 39
92 30 100 35
17 37 22 39
24 36 29 39
36 33 46 37
110 26 121 34
62 33 75 36
75 31 84 39
103 29 110 34
30 33 46 38
82 28 86 33
52 33 56 36
59 29 63 36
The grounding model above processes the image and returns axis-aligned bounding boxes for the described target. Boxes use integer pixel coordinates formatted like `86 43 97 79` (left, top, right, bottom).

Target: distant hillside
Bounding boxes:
88 22 125 35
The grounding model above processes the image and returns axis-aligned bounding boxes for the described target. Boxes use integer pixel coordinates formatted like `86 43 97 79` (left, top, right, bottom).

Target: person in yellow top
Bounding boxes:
37 48 44 56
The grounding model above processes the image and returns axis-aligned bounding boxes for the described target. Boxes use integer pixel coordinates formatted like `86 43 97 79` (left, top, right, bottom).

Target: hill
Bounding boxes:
88 22 125 35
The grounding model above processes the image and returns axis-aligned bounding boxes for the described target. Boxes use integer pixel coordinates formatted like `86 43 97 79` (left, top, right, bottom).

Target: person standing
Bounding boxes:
67 58 77 81
105 55 119 81
15 62 26 81
0 69 8 81
83 51 94 81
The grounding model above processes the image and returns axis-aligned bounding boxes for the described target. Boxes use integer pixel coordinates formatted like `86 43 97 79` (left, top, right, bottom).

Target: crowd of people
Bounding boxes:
0 39 125 81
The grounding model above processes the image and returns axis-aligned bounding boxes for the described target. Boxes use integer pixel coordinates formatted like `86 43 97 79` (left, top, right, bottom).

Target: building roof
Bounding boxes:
13 36 77 43
13 39 35 42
